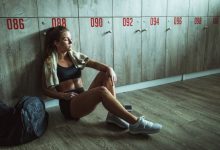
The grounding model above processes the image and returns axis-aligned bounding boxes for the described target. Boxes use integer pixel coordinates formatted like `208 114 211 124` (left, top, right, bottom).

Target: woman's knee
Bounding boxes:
96 86 110 96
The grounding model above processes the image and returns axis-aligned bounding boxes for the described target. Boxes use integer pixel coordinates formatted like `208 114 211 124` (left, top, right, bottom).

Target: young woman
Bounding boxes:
42 26 162 135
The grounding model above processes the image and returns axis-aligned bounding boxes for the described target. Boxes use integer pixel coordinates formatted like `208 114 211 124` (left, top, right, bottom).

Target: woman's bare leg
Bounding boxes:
70 72 137 124
89 72 116 97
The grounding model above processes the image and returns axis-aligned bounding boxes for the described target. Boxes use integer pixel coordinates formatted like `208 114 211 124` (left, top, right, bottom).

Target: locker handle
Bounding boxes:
135 29 141 33
141 29 147 32
104 31 112 34
166 27 172 31
203 26 208 30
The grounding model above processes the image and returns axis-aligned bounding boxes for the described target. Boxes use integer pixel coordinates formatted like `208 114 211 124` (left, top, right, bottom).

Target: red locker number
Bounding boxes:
174 17 182 25
194 17 202 24
90 18 103 27
213 17 219 24
150 17 159 25
52 18 66 27
123 18 133 26
7 18 24 30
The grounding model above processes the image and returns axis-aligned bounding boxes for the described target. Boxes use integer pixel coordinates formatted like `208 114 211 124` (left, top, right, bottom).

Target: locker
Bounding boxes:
113 0 141 17
205 17 220 69
0 0 37 17
142 0 167 16
37 0 78 17
38 18 80 54
142 17 166 81
185 17 207 73
189 0 209 16
79 18 113 88
78 0 112 17
166 17 188 77
208 0 220 16
167 0 190 16
114 17 141 86
0 18 41 102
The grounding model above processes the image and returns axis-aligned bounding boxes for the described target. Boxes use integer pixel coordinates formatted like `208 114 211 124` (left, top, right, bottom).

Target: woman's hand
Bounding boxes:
61 92 78 100
106 67 117 85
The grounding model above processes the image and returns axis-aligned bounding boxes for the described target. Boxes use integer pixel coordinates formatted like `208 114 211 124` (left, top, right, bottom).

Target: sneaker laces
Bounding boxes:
139 116 154 128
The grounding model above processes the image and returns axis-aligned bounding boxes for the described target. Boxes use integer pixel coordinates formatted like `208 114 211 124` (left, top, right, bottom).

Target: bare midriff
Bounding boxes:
56 78 83 92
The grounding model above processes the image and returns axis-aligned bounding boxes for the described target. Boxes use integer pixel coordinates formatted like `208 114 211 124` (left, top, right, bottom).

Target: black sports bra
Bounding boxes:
57 64 81 82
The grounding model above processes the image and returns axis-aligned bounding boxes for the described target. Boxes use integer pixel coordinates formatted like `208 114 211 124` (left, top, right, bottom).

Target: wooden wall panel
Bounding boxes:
189 0 209 16
204 17 220 69
0 18 41 104
185 17 207 73
167 0 190 16
79 18 113 88
113 0 141 17
78 0 112 17
208 0 220 16
142 0 167 16
165 17 188 77
37 0 78 17
0 0 37 17
114 17 141 86
142 17 166 81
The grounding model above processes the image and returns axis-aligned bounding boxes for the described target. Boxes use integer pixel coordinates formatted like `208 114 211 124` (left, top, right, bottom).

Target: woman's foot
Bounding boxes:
106 112 129 129
129 116 162 135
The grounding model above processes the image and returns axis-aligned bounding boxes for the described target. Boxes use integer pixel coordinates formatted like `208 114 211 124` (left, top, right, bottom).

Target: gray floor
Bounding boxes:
1 74 220 150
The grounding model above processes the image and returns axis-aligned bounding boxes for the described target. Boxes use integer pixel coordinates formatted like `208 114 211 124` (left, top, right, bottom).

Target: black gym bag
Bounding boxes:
0 96 49 146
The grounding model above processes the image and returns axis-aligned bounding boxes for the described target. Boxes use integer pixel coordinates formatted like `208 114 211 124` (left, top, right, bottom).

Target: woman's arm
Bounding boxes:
86 59 117 84
42 74 75 100
86 59 109 72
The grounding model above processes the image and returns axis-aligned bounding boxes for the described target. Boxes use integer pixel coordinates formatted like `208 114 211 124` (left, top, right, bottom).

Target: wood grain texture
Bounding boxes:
78 0 112 17
167 0 190 16
0 0 37 17
185 17 207 73
204 17 220 70
142 17 166 81
113 0 141 17
165 17 188 77
208 0 220 16
37 0 78 17
1 74 220 150
0 18 41 104
142 0 167 16
189 0 209 16
114 17 142 86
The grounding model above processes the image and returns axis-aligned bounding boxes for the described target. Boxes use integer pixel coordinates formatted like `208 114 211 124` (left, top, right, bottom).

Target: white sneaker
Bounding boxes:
129 116 162 135
106 112 129 129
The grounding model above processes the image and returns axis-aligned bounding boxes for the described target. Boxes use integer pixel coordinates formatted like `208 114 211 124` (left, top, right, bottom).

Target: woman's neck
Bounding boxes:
57 51 68 60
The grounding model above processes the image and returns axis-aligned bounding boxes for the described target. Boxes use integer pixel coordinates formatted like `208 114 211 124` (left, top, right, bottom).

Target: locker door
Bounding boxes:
0 0 37 17
113 0 141 17
37 0 78 17
189 0 209 16
142 0 167 16
78 0 112 17
205 17 220 69
142 17 166 81
79 18 113 88
185 17 207 73
38 18 80 54
0 18 41 102
166 17 188 77
167 0 190 16
208 0 220 16
114 17 141 86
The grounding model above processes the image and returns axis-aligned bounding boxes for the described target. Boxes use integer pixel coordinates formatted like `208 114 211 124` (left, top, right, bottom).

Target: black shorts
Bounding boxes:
59 87 85 120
